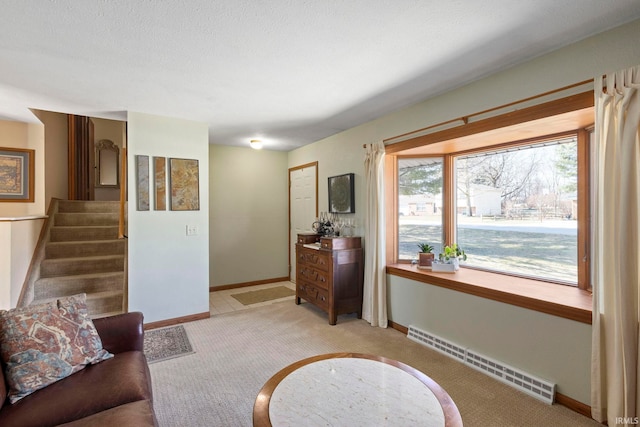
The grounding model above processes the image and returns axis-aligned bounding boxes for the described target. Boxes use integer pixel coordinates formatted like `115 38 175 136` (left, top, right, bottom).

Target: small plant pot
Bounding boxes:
432 260 457 273
418 252 435 267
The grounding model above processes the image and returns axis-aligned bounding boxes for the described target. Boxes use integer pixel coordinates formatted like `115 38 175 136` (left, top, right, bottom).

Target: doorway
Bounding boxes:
289 162 318 281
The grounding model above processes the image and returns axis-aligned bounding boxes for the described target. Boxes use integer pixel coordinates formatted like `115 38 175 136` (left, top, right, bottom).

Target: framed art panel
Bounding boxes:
154 157 167 210
0 147 35 202
169 158 199 211
135 155 150 211
328 173 355 213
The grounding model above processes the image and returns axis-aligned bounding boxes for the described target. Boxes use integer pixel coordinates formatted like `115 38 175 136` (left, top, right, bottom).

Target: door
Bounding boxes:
68 115 95 200
289 162 318 281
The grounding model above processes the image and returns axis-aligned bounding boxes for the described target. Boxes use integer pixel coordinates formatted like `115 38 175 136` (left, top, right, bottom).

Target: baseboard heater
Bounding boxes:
407 325 556 405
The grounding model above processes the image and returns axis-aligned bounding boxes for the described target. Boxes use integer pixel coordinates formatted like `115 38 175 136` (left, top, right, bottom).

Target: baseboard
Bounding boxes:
389 319 594 420
210 276 290 292
555 392 592 418
144 311 210 330
388 320 408 334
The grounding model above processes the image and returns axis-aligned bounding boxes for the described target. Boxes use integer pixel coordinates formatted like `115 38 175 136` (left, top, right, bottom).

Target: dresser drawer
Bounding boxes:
297 248 329 272
297 233 320 244
297 281 329 309
320 237 361 250
297 265 329 290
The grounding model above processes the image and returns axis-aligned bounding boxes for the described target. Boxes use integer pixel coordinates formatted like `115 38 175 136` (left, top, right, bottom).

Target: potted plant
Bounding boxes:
417 243 435 268
433 243 467 272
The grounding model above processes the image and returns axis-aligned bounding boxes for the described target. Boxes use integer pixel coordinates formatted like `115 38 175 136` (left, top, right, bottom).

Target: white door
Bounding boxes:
289 163 317 281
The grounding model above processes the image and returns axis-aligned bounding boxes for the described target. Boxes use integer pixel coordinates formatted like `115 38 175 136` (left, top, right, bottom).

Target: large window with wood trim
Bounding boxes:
388 91 593 290
455 136 579 284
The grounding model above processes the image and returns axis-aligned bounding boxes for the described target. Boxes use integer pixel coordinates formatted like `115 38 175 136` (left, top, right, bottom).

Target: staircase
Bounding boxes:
31 200 126 318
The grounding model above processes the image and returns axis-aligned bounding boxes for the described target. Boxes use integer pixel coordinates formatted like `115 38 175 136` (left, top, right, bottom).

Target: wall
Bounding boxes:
288 137 365 236
287 19 640 405
387 275 592 399
0 119 45 216
0 118 46 309
127 112 210 323
209 145 289 287
31 109 68 205
0 218 44 309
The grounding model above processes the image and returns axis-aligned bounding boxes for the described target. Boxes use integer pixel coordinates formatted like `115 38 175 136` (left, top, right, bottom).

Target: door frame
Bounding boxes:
288 161 318 280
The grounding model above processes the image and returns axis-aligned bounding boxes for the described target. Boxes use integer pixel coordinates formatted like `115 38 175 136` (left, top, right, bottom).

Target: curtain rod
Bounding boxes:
379 78 594 145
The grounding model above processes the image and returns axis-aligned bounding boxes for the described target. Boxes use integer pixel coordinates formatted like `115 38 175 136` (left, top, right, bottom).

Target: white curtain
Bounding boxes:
592 65 640 424
362 141 388 328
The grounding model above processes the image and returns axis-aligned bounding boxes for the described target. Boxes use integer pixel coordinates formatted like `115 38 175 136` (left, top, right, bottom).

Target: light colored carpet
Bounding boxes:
149 301 600 427
230 286 296 305
144 325 194 364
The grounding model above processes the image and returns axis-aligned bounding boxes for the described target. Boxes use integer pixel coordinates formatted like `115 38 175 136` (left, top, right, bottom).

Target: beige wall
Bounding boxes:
287 19 640 405
0 118 46 309
209 145 289 287
31 109 68 205
0 119 45 216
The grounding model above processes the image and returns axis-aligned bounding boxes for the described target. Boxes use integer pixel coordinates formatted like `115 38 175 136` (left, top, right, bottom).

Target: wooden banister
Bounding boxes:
119 146 127 239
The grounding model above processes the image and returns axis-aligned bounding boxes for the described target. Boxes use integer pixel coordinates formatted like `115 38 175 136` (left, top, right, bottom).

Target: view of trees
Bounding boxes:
397 139 578 219
397 139 580 283
398 158 442 196
457 139 577 219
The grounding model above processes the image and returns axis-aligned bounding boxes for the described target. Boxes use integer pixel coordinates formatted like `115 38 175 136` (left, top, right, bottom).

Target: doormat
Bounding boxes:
144 325 194 364
230 286 296 306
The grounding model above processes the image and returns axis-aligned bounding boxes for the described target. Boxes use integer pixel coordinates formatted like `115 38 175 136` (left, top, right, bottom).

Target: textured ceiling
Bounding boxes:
1 1 640 151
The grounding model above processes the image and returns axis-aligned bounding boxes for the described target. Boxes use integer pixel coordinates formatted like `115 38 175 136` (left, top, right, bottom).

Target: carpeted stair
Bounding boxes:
32 200 126 318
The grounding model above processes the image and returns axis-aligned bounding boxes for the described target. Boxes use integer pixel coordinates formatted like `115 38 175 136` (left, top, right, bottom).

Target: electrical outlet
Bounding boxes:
186 225 198 236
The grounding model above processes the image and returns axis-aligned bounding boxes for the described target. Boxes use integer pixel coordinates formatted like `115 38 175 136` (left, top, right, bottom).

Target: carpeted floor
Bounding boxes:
230 285 296 305
148 301 600 427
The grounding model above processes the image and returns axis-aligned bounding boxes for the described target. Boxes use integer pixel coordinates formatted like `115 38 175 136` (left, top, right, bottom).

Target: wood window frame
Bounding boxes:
385 91 594 323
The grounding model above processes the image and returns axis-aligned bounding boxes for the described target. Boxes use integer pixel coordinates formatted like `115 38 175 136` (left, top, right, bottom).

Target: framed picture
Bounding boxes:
169 158 199 211
328 173 355 213
154 157 167 211
0 147 35 202
135 155 150 211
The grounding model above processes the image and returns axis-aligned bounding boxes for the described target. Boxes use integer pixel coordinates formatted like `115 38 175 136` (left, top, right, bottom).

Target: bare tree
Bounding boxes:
457 150 541 215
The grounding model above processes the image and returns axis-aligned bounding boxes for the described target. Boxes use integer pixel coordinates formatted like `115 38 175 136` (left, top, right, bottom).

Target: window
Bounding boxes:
398 158 443 260
386 90 593 290
455 138 578 284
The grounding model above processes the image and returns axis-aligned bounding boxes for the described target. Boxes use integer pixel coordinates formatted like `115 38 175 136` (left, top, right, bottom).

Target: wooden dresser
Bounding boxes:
295 234 364 325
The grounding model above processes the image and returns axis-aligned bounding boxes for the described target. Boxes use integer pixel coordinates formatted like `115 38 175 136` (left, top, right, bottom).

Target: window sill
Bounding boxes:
386 264 592 324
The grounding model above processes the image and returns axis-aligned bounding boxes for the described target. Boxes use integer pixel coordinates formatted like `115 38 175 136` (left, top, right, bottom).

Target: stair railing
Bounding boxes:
16 198 59 307
118 146 127 239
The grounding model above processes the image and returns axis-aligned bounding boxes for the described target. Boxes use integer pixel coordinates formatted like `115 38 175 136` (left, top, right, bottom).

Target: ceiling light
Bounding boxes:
250 139 263 150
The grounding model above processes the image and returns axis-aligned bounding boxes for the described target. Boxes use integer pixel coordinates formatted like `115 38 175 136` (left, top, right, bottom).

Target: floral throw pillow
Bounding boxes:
0 294 113 403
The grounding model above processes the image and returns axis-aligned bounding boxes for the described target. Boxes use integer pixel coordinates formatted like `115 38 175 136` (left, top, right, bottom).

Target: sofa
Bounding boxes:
0 311 158 427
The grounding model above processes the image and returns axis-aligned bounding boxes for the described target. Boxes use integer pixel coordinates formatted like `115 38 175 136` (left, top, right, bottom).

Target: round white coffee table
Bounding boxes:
253 352 462 427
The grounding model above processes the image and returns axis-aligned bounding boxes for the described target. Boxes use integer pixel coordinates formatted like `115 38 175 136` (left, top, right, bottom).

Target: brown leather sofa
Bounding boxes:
0 312 158 427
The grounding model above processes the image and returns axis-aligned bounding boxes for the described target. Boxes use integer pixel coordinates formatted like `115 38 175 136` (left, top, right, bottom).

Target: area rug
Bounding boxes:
144 325 194 364
230 286 295 305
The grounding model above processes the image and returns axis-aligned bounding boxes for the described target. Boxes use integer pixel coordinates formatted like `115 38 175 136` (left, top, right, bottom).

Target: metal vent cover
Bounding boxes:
407 325 555 404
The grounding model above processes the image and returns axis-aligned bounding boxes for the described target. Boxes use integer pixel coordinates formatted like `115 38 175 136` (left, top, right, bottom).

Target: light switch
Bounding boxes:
186 225 198 236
